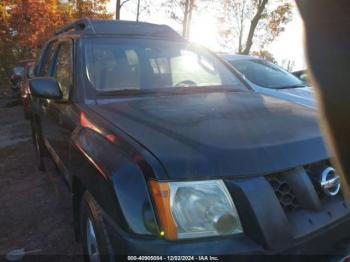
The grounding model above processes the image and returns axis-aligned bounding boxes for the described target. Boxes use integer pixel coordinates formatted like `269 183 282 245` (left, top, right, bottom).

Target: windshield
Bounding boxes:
84 38 246 92
229 59 306 89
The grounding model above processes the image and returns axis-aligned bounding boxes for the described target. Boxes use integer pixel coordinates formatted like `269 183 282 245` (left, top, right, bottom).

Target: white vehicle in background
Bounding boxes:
221 54 315 108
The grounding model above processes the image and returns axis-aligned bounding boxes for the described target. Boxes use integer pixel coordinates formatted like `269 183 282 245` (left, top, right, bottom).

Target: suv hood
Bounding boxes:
275 86 315 106
90 91 327 179
247 79 316 108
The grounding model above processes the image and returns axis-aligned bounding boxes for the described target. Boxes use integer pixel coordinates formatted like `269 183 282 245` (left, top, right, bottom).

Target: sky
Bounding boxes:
107 0 306 71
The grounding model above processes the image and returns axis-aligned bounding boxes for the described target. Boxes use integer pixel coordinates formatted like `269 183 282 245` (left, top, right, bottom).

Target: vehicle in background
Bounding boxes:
29 19 349 259
10 66 25 98
9 59 36 100
19 60 36 119
293 69 309 84
222 54 315 108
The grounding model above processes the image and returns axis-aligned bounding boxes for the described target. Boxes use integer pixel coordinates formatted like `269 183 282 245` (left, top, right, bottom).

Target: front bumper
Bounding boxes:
104 161 350 256
104 212 350 255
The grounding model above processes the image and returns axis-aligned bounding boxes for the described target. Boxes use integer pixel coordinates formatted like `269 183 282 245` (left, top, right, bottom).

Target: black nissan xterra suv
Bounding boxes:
29 18 350 260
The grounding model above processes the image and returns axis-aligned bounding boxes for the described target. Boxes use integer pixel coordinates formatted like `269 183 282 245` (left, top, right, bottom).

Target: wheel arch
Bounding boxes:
70 127 160 238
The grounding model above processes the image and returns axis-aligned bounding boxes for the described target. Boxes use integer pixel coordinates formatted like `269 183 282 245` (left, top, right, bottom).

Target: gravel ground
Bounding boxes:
0 99 82 261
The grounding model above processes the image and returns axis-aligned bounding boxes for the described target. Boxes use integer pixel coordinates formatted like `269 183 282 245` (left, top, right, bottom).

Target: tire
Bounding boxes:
30 118 47 171
24 111 31 120
24 108 31 120
80 192 114 262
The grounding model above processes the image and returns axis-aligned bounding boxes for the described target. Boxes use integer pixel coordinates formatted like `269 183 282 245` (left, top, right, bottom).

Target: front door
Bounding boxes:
41 40 75 181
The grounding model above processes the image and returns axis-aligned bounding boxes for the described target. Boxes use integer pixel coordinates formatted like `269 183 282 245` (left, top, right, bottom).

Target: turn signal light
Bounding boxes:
149 181 178 240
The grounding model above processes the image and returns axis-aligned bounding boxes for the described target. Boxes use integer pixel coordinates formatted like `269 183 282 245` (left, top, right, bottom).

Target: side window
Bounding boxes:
53 42 73 101
41 42 58 76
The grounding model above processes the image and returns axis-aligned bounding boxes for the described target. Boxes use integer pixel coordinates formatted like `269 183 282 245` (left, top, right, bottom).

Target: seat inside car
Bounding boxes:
95 49 140 91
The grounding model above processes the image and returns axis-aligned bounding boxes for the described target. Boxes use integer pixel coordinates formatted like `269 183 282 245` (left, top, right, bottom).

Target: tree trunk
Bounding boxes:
238 1 246 53
116 0 121 20
182 0 195 39
136 0 141 22
182 0 190 38
241 0 268 54
186 0 195 39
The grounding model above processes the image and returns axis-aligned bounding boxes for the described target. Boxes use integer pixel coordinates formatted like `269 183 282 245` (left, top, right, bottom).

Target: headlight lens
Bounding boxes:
150 180 242 240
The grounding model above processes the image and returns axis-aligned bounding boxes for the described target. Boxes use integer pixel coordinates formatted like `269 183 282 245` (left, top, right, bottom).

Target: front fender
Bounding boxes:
71 127 159 236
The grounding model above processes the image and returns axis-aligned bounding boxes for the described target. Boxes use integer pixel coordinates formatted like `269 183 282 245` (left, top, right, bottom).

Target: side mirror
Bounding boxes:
29 77 62 99
300 73 308 82
27 65 35 79
12 66 25 80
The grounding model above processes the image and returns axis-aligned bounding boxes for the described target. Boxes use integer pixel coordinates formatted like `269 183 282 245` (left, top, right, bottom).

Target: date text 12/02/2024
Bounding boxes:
127 256 220 261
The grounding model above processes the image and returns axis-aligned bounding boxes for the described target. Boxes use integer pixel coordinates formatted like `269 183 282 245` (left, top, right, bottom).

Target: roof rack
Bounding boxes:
54 18 92 35
54 18 182 40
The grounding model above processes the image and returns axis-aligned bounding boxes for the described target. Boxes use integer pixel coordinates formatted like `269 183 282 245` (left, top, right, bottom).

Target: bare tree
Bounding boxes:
136 0 141 21
116 0 121 19
136 0 152 22
221 0 292 54
242 0 268 54
182 0 195 38
281 59 295 71
237 1 247 53
163 0 196 39
116 0 131 19
182 0 190 37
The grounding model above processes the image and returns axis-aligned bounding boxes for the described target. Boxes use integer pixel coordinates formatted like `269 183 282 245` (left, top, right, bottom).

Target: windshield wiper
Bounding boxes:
275 84 307 89
97 86 244 96
96 89 156 97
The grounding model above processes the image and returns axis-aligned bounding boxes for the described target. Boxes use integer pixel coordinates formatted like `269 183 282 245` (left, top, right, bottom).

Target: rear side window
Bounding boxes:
53 42 73 100
41 42 58 76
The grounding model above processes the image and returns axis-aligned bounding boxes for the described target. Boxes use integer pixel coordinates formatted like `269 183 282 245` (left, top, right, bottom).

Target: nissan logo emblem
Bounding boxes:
320 167 340 196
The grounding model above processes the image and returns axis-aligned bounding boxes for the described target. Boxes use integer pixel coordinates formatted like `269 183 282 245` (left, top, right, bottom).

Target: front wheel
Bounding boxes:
80 192 114 262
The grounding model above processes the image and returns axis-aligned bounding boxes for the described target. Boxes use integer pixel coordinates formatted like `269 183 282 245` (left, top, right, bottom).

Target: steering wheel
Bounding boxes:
175 80 197 87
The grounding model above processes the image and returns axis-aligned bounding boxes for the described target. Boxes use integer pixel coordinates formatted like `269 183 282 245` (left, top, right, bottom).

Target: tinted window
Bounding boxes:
42 42 58 76
54 42 72 100
230 59 305 89
85 39 245 92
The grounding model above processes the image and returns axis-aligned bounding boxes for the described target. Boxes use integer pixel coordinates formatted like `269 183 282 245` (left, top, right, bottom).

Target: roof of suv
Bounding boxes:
55 18 182 40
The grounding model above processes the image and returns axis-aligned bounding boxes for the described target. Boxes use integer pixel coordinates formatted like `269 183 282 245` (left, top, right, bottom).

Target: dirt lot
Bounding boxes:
0 99 82 261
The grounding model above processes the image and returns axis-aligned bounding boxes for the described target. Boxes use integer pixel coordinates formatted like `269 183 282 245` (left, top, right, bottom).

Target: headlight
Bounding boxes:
150 180 242 240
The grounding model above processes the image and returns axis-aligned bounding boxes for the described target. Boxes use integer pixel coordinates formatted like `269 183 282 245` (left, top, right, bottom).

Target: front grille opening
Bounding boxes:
267 173 300 212
267 160 343 214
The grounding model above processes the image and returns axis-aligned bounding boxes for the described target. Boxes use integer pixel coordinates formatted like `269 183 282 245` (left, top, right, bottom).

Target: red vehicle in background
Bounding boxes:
18 59 36 119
